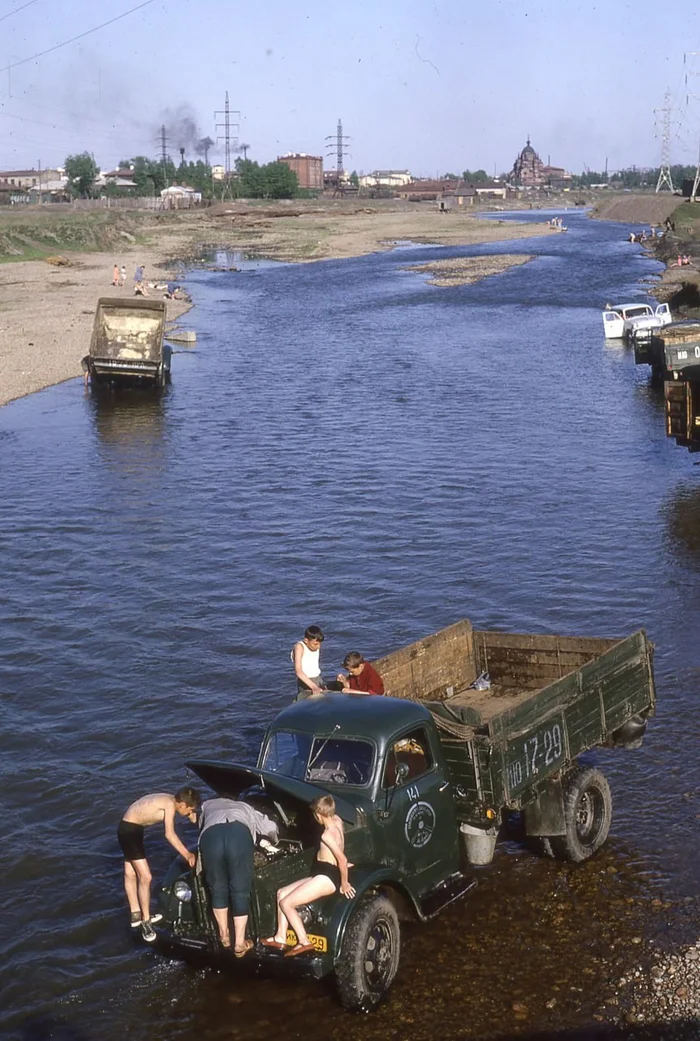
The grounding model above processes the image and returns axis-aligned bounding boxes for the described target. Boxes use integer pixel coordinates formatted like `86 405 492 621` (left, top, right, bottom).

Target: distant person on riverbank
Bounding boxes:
119 265 126 287
292 625 326 699
134 265 144 287
112 263 119 287
117 788 200 942
336 652 385 695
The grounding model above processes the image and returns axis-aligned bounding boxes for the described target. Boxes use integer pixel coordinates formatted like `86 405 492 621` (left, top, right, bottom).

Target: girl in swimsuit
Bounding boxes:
262 794 355 957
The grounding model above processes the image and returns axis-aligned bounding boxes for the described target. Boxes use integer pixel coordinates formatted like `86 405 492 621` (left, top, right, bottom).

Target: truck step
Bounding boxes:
418 874 477 920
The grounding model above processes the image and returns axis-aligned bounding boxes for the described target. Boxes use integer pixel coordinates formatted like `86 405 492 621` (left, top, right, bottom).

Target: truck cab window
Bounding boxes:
383 728 433 788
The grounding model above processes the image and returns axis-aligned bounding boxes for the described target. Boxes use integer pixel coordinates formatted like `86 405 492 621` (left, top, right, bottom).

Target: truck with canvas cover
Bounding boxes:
155 619 656 1010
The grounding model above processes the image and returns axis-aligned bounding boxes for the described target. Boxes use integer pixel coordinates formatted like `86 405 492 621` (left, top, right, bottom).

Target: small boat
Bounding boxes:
602 302 671 341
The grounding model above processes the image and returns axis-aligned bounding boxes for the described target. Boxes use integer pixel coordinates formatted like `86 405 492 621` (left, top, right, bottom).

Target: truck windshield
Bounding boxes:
263 731 374 786
262 731 313 780
306 737 374 786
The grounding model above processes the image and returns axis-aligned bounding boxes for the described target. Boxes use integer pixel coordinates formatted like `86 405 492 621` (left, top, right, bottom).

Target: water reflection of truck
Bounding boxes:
156 619 656 1011
84 298 171 388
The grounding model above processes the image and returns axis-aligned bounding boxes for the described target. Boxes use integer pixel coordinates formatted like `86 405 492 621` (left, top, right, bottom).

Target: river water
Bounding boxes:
1 210 698 1041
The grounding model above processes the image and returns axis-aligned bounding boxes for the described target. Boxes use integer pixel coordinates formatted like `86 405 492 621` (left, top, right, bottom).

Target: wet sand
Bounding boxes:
0 206 550 407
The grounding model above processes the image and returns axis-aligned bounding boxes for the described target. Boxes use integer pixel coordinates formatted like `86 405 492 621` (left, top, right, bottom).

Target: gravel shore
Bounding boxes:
620 936 700 1030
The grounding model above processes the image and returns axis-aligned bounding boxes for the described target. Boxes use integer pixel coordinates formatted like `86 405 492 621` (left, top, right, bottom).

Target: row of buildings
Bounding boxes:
275 138 572 195
0 139 573 203
0 167 202 205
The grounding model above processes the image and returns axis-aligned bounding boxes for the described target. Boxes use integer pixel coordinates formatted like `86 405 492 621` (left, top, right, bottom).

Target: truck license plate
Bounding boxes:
505 715 566 796
286 930 327 953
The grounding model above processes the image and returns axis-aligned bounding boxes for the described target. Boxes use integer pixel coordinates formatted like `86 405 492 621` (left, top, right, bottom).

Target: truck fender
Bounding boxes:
328 866 420 967
523 778 567 837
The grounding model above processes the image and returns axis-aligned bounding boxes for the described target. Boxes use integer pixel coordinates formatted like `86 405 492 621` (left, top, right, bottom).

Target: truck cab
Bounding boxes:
258 695 464 902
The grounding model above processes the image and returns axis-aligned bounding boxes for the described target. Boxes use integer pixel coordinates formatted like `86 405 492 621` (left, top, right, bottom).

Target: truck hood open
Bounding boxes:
186 759 359 825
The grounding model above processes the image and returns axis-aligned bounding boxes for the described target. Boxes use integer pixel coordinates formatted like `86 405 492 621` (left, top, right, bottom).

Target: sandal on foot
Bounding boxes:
220 938 232 949
284 942 315 958
261 937 288 950
234 939 254 959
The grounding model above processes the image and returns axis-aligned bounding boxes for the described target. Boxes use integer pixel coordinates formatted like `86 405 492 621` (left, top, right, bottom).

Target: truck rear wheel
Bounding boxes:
335 894 400 1012
549 766 612 863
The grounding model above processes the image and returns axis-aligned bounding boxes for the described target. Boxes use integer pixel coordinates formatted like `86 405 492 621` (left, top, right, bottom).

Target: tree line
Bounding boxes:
63 152 301 200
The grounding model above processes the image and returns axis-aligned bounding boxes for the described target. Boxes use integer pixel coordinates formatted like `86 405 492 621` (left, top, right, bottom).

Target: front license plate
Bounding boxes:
286 930 327 953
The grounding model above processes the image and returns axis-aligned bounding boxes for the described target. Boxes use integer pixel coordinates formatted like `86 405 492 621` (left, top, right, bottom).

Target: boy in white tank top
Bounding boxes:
291 625 325 699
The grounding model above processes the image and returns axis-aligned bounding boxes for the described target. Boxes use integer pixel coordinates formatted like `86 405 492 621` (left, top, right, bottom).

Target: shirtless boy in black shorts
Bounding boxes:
263 794 355 957
118 788 200 942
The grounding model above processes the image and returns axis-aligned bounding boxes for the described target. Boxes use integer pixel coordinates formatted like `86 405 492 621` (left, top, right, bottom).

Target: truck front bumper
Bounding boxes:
153 929 328 979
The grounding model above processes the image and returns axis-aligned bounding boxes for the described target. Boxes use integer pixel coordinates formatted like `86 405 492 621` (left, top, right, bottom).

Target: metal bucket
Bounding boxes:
460 823 498 866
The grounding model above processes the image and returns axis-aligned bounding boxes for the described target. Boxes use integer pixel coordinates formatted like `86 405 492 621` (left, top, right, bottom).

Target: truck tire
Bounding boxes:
335 894 400 1012
549 766 612 863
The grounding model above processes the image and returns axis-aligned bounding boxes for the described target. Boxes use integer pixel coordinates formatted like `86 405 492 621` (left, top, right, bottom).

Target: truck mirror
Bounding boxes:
394 761 410 785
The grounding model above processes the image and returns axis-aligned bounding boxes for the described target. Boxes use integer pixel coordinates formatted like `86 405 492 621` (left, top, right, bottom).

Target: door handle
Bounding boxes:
438 781 450 792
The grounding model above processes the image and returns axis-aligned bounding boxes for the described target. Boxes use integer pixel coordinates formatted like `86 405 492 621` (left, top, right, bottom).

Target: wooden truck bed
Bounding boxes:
373 619 656 819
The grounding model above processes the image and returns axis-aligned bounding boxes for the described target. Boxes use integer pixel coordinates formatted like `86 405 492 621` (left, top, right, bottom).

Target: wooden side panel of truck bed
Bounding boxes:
373 620 655 823
450 631 655 819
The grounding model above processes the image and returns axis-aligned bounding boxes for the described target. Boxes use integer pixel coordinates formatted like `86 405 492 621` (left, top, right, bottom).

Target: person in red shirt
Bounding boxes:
336 652 385 695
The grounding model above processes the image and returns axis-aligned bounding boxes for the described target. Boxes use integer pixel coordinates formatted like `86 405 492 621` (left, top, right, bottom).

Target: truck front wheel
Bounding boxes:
549 766 612 863
335 894 400 1012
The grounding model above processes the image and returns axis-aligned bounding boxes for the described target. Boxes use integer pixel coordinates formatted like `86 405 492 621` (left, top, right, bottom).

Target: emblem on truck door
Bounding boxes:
404 802 436 848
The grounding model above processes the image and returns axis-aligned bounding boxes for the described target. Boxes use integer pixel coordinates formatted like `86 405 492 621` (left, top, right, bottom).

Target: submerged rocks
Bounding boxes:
621 939 700 1024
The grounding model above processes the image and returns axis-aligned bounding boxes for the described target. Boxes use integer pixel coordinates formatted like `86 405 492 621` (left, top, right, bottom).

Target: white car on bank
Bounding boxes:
602 302 672 341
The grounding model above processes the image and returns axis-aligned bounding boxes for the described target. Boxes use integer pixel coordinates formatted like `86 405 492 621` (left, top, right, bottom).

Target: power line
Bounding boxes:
0 0 155 75
0 0 39 24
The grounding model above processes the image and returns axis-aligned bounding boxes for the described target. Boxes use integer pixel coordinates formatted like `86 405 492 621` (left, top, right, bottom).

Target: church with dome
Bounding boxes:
510 139 572 190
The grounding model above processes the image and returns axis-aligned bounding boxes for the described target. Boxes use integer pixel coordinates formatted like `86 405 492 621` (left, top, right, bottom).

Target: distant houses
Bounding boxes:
358 170 413 190
395 178 512 206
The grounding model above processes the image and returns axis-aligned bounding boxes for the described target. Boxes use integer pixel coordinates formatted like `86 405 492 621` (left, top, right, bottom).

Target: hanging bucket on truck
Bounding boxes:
460 823 498 866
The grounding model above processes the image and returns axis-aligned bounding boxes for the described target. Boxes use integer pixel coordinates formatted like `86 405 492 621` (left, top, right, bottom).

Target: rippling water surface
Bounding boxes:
1 211 698 1040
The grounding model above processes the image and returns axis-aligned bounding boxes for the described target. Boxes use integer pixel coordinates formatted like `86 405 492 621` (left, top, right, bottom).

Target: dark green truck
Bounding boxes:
156 619 656 1010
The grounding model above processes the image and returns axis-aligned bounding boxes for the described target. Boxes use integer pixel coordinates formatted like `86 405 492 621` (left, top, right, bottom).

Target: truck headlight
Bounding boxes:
297 904 313 925
173 879 193 903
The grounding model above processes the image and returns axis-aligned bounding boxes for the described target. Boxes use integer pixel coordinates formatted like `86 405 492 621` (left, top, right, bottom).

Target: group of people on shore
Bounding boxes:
117 625 375 956
110 262 186 301
110 262 146 294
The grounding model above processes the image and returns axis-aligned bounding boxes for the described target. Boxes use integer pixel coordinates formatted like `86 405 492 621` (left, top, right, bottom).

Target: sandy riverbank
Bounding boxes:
0 248 192 407
0 205 552 407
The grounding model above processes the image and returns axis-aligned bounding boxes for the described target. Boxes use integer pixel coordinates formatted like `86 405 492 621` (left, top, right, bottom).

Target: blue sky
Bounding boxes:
1 0 700 177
